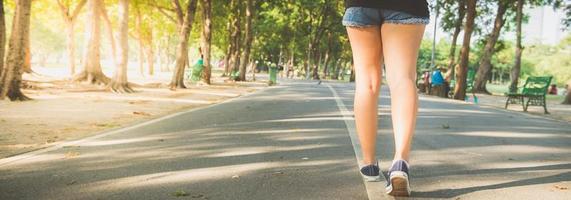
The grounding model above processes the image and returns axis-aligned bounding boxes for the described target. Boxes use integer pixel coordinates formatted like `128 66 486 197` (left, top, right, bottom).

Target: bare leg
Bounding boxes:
380 24 425 163
346 26 384 165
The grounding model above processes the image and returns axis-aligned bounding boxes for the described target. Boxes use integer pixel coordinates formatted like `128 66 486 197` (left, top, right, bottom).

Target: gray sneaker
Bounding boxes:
360 161 381 182
385 160 411 196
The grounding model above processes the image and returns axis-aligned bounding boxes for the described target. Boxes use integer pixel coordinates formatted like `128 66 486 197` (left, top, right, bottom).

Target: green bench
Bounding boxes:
505 76 552 114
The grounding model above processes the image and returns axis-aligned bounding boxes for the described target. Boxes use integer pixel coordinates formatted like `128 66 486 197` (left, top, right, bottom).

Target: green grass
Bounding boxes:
546 95 565 102
486 84 510 95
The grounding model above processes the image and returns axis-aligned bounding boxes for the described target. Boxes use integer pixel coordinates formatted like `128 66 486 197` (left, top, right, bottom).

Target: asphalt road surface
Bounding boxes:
1 80 570 200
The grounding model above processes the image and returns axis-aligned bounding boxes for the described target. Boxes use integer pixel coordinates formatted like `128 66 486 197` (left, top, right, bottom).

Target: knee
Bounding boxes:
356 76 381 96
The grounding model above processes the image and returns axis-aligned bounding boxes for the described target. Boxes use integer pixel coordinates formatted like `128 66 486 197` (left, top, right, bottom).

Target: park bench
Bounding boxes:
505 76 552 114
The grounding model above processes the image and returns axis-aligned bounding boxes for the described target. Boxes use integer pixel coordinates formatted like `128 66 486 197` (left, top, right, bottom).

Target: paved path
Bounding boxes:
1 80 570 199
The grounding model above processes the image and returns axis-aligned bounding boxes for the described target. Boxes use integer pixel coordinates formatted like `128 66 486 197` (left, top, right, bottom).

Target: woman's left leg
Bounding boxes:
380 23 425 163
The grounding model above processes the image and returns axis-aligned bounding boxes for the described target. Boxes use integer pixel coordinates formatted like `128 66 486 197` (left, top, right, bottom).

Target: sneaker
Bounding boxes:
360 161 381 182
385 160 411 196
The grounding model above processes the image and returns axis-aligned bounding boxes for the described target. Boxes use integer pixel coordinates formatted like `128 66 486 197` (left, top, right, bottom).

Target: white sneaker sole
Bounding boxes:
360 172 381 182
385 171 411 196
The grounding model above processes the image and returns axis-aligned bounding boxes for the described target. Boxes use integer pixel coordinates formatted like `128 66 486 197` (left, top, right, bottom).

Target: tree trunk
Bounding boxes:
201 0 212 84
312 49 320 80
563 84 571 104
136 7 145 76
56 0 87 76
349 63 355 82
170 0 198 89
0 0 6 76
473 1 508 94
223 20 231 76
0 0 32 101
305 42 312 80
250 60 256 81
237 0 253 81
74 0 109 85
453 0 477 100
145 32 154 76
290 53 295 78
100 4 117 66
510 0 524 93
66 23 76 75
22 33 31 73
228 0 242 80
109 0 132 93
446 0 466 79
322 33 332 79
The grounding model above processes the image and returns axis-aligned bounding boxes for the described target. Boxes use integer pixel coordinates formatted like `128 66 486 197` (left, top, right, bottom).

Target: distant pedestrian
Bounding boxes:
421 71 431 93
548 84 558 95
343 0 429 196
431 68 444 86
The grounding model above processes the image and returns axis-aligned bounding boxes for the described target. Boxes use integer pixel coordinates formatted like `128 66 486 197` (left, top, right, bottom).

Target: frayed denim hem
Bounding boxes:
342 20 378 28
384 18 430 25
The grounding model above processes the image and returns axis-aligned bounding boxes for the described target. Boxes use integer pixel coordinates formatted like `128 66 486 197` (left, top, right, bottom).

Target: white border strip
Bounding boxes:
0 86 270 167
326 83 386 200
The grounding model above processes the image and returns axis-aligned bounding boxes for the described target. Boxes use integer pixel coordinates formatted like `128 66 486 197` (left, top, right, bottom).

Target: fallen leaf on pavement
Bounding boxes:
554 185 568 190
133 111 152 116
173 190 189 197
442 124 450 129
65 151 80 159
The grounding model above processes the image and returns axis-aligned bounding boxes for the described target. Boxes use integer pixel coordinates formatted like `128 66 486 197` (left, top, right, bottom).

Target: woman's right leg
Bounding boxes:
346 26 384 165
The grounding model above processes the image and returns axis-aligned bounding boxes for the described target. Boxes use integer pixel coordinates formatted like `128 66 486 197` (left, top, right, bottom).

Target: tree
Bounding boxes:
441 0 466 78
134 3 155 76
73 0 110 85
135 5 145 75
109 0 133 93
227 0 242 80
237 0 254 81
170 0 198 89
200 0 212 84
0 0 6 76
509 0 524 93
56 0 87 76
453 0 477 100
564 84 571 104
0 0 32 101
307 2 331 80
100 3 118 66
474 0 511 94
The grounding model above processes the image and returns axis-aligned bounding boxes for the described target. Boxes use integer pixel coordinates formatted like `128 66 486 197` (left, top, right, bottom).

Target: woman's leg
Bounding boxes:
380 24 425 162
346 26 384 165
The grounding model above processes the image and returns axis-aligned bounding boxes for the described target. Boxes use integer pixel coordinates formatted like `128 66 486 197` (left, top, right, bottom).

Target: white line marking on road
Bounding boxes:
0 87 270 168
326 83 387 200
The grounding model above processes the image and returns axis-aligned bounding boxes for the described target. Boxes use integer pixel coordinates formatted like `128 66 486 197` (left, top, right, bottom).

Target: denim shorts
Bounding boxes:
342 7 430 27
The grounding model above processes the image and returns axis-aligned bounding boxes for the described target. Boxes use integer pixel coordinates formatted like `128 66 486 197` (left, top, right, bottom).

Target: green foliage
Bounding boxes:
524 35 571 86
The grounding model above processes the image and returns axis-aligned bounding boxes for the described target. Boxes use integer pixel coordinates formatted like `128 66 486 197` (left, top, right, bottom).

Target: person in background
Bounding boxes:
421 70 431 94
548 84 558 95
429 67 446 97
431 67 444 87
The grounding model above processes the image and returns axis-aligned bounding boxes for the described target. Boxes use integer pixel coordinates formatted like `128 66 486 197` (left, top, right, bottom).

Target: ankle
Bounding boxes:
393 155 410 164
362 158 377 166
